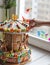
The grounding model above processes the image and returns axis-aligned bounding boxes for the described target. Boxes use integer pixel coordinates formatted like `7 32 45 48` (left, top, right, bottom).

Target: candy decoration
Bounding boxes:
9 54 13 58
20 57 24 62
37 31 41 37
14 53 18 58
22 16 25 21
6 53 10 58
18 56 21 63
45 34 48 39
0 51 3 56
0 19 30 32
25 8 32 13
12 14 18 21
4 20 8 23
22 16 30 23
23 56 28 61
28 49 31 54
22 52 26 57
7 58 16 63
48 38 50 41
41 34 44 38
28 54 30 59
0 49 31 63
17 22 26 32
41 31 45 34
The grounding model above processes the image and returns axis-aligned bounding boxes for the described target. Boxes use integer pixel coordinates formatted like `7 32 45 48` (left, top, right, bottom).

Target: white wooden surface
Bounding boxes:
26 45 50 65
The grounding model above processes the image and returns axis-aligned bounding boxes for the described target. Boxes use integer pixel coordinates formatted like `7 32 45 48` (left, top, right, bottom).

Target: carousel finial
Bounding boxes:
12 14 18 21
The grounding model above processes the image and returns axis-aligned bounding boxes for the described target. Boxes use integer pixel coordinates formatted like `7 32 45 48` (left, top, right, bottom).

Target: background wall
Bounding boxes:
0 0 16 22
0 0 4 22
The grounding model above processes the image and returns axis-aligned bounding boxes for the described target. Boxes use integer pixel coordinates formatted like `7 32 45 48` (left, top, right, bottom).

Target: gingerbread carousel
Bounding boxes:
0 15 31 65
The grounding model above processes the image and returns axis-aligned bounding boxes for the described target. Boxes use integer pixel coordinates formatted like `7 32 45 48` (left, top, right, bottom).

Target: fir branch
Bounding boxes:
3 0 16 9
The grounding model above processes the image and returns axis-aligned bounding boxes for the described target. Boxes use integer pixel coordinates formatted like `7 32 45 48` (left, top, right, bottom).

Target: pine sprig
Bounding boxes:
2 0 16 9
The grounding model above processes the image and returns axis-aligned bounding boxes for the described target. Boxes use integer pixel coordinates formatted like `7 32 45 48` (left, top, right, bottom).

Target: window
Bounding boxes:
17 0 50 21
32 0 50 21
16 0 32 20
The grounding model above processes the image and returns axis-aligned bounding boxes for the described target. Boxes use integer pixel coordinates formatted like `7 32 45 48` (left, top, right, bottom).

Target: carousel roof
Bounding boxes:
0 20 29 33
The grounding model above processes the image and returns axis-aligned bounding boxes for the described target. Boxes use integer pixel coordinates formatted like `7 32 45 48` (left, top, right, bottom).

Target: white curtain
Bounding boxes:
32 0 50 21
18 0 25 20
32 0 38 19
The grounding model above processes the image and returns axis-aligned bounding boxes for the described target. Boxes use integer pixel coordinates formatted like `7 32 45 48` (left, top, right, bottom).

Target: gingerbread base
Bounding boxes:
0 32 31 64
5 59 31 65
